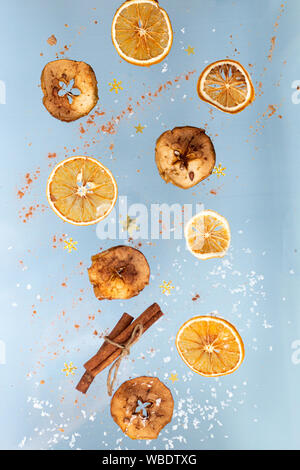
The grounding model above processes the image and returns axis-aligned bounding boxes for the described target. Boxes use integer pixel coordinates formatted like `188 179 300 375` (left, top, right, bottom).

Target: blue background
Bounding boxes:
1 0 299 450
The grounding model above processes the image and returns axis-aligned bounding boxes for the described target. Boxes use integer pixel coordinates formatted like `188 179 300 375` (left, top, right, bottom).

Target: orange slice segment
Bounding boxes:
185 210 230 260
197 59 255 113
176 316 244 377
111 0 173 66
46 156 118 226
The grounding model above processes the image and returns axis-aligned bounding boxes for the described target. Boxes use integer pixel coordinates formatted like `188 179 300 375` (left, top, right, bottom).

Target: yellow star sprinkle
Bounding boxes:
160 280 175 296
62 362 77 377
169 373 179 383
213 164 226 178
63 237 78 253
134 123 145 133
109 78 123 94
185 45 195 56
121 215 139 235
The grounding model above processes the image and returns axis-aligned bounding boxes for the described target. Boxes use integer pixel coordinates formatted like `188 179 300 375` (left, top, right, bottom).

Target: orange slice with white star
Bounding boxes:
111 0 173 66
197 59 255 114
176 316 244 377
46 156 118 226
185 210 230 260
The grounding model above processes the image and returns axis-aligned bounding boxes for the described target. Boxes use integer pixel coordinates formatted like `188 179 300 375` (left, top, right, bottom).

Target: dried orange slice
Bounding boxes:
176 316 244 377
46 156 118 226
111 0 173 66
185 210 230 260
197 59 255 114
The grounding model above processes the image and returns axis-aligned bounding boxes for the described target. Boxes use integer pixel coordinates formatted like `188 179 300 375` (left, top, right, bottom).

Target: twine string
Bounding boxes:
104 323 144 396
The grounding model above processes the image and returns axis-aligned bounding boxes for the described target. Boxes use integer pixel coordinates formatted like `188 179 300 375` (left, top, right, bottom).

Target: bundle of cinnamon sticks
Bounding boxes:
76 303 163 394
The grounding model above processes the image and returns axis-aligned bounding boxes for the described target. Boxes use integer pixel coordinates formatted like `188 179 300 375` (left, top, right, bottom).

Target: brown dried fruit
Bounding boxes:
88 245 150 300
155 126 216 189
41 59 98 122
111 377 174 440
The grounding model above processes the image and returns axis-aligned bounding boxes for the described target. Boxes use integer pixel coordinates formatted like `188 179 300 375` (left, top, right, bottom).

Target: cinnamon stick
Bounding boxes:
76 312 133 393
84 303 161 373
89 308 163 378
95 313 134 356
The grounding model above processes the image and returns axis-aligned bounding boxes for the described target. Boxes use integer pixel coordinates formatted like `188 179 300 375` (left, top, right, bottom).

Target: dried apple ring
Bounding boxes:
41 59 98 122
110 377 174 440
155 126 216 189
88 246 150 300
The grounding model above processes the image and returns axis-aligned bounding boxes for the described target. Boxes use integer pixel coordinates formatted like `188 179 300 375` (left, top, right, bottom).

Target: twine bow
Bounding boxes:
104 324 144 396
